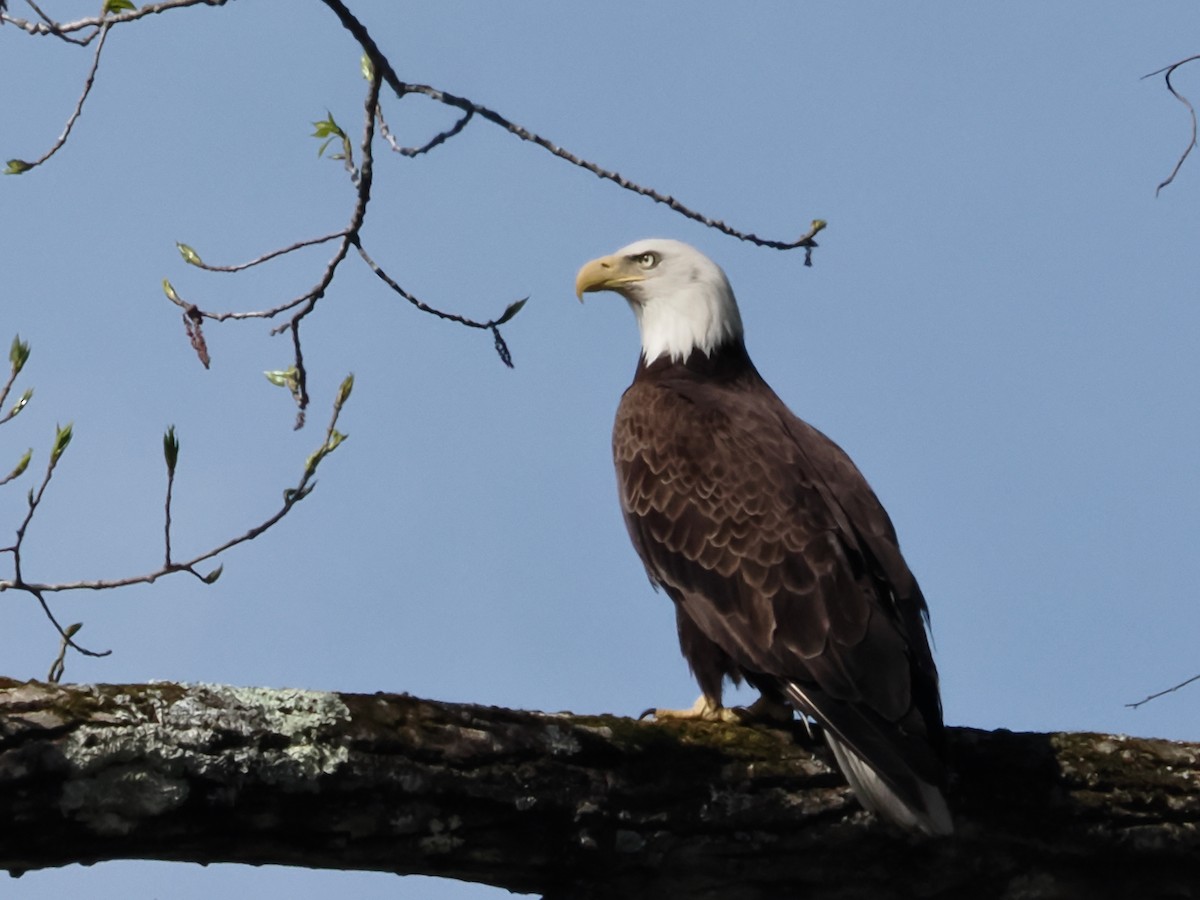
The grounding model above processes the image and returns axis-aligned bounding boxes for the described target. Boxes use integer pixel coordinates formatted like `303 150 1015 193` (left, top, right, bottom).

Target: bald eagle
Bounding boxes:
576 239 952 835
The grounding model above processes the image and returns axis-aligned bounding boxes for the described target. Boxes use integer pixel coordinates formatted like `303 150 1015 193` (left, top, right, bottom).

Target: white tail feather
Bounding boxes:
825 733 953 836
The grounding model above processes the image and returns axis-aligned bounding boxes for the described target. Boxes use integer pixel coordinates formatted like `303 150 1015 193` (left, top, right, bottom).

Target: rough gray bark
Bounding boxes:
0 678 1198 899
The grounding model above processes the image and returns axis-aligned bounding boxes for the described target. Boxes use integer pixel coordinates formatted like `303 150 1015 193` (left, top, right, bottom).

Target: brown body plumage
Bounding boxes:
578 239 951 834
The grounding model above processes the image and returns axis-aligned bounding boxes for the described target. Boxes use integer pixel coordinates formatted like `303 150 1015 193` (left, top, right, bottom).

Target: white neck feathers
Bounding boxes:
626 247 743 363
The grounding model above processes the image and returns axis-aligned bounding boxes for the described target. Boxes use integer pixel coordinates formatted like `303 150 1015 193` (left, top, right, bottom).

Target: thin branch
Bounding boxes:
8 0 92 45
1144 55 1200 195
354 241 522 368
1126 672 1200 709
162 231 360 333
5 20 110 173
378 105 474 158
177 230 350 274
1 0 225 44
353 245 506 330
11 0 820 428
166 68 379 410
286 322 308 430
0 376 352 598
5 426 71 586
0 420 111 661
0 364 22 418
46 621 82 683
34 589 107 664
269 66 379 423
159 0 817 385
164 281 307 323
163 427 178 567
164 471 175 565
318 0 822 254
13 0 824 253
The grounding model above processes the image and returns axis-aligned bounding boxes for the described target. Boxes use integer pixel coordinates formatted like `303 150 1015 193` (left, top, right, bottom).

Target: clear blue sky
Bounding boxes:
3 2 1200 897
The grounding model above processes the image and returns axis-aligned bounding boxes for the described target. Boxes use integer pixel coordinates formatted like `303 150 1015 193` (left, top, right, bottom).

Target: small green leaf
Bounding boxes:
326 429 347 453
264 366 298 389
8 387 33 419
360 53 374 82
6 389 33 420
810 219 828 235
103 0 135 12
201 565 223 584
163 425 179 476
311 112 350 159
5 448 32 482
64 622 83 639
311 112 343 139
162 278 180 303
51 422 73 464
5 159 33 176
495 297 528 326
9 335 30 374
336 373 354 408
176 242 203 267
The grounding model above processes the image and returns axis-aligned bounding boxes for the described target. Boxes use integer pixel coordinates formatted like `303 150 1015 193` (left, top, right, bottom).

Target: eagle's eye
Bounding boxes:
632 251 660 270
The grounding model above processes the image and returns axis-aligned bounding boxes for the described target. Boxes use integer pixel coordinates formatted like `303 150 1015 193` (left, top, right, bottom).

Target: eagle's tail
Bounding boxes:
783 682 953 836
823 732 953 836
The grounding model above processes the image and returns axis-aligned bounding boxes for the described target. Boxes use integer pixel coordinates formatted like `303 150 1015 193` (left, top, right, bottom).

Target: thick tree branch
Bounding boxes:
1 679 1198 899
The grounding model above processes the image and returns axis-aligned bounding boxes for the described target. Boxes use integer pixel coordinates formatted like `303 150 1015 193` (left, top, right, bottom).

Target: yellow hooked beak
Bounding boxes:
574 253 646 302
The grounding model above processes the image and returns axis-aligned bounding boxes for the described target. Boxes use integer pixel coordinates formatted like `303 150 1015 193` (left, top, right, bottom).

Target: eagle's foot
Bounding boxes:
639 693 793 725
639 694 738 723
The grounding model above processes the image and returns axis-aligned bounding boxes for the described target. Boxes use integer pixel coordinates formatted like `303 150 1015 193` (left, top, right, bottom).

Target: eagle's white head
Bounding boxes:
575 239 744 364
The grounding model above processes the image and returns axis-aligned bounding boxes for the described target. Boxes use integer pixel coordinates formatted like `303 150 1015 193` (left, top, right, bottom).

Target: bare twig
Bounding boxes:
166 68 379 420
0 421 111 660
1144 55 1200 195
0 345 350 670
176 231 351 274
5 20 110 173
1126 672 1200 709
8 0 92 45
46 621 85 682
35 589 107 666
270 68 379 425
318 0 822 254
378 105 474 158
3 424 73 584
0 378 352 598
285 321 308 430
1 0 224 44
355 241 523 368
14 0 819 403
